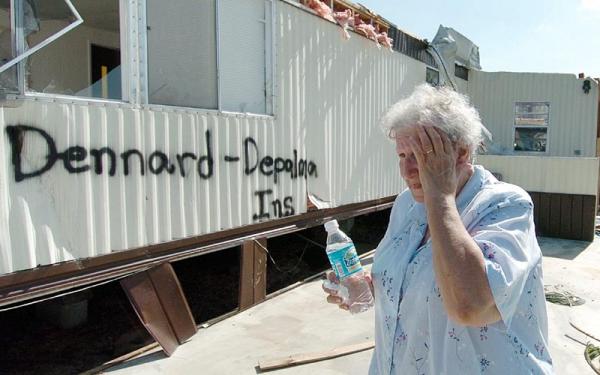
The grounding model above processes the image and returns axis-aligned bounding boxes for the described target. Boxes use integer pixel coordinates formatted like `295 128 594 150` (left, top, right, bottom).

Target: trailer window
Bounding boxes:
25 0 122 100
146 0 273 114
0 2 17 93
513 102 549 152
146 0 218 109
0 0 85 95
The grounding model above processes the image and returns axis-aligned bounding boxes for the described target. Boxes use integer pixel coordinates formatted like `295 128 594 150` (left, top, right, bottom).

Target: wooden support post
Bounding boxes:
239 238 267 310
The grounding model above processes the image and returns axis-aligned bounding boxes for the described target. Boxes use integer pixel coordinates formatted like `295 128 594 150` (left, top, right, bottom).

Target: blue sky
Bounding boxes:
357 0 600 77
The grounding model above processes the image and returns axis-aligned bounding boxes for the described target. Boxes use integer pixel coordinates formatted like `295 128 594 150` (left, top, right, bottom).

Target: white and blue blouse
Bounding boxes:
369 165 553 374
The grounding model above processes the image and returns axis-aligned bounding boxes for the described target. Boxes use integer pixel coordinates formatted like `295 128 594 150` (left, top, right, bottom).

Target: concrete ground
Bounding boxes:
105 237 600 375
538 237 600 374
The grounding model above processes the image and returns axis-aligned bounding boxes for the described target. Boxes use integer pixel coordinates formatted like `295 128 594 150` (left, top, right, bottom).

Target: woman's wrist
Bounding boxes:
424 192 456 209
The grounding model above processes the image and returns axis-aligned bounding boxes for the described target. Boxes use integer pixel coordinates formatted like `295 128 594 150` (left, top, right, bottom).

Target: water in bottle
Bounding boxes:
323 219 374 314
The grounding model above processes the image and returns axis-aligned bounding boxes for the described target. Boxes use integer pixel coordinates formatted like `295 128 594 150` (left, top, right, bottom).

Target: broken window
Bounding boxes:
0 1 17 93
0 0 123 101
514 102 549 152
146 0 273 114
0 0 85 95
26 0 122 100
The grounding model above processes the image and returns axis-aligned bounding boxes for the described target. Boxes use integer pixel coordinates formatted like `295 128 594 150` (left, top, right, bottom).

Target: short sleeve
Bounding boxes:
470 196 539 328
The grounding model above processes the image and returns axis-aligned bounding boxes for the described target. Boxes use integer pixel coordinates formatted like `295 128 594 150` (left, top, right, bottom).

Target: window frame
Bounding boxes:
2 0 130 105
512 101 550 154
1 0 276 117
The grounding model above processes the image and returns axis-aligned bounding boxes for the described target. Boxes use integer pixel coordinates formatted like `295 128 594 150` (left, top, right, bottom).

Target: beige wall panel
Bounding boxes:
477 155 599 195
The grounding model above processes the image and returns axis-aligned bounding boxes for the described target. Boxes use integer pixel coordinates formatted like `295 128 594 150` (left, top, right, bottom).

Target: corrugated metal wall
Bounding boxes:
476 155 599 195
468 71 599 157
278 4 423 206
0 102 297 275
0 0 423 275
454 76 468 95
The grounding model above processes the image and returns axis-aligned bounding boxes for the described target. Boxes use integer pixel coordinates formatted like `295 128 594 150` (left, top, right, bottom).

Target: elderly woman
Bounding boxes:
324 84 553 374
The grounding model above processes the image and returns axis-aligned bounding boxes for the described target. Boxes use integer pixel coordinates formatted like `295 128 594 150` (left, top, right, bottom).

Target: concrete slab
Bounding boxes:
540 237 600 375
105 258 376 375
105 237 600 375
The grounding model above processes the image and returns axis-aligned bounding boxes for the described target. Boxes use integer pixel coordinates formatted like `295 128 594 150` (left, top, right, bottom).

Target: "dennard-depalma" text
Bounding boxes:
5 125 318 183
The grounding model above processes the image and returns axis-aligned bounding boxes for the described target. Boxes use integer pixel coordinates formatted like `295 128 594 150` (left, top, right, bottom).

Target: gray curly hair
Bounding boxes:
380 84 489 154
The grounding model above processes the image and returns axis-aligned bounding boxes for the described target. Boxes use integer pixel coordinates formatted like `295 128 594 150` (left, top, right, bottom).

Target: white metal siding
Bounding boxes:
278 4 422 206
0 102 297 275
0 0 427 275
476 155 599 195
454 76 468 95
468 71 599 157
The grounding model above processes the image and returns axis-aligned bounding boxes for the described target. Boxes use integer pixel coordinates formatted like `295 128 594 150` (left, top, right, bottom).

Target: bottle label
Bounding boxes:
328 244 362 279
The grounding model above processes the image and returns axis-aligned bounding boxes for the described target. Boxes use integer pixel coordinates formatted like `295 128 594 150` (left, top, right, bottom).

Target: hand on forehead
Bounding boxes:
394 125 431 153
395 125 453 153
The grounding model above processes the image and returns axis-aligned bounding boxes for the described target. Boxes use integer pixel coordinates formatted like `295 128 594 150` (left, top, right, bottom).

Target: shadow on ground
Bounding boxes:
538 236 594 260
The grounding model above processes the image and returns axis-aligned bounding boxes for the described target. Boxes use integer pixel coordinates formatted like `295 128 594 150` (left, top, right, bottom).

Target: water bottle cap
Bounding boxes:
324 220 339 232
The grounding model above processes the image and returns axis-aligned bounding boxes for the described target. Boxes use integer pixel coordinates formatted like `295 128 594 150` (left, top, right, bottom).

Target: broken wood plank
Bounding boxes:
147 264 197 344
258 340 375 371
120 263 197 356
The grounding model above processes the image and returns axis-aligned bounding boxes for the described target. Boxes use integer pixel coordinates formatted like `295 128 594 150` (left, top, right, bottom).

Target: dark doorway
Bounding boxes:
91 44 121 100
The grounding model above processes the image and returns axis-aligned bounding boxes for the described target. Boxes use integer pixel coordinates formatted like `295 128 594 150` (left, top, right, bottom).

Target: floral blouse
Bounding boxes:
369 165 553 374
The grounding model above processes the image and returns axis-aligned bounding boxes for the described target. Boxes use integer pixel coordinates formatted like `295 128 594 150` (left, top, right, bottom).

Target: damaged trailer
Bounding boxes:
428 25 600 242
0 0 598 357
471 71 600 241
0 0 437 352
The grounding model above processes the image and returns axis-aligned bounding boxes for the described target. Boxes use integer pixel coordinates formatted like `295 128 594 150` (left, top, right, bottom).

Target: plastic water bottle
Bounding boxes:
323 219 374 314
